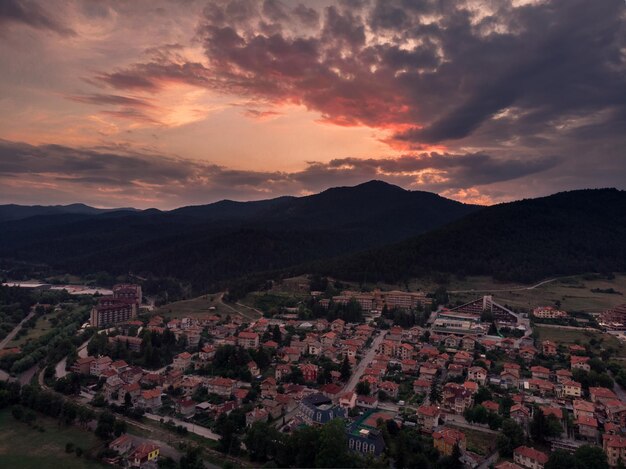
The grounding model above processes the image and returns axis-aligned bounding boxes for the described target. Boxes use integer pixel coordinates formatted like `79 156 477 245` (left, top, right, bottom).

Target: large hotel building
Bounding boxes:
90 284 142 327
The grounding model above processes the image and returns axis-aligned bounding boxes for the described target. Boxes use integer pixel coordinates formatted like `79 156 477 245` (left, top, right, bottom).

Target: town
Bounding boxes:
3 276 626 468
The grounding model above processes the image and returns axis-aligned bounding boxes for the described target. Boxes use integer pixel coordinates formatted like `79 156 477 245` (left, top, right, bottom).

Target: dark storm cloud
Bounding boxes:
87 0 624 155
0 139 562 207
0 0 75 36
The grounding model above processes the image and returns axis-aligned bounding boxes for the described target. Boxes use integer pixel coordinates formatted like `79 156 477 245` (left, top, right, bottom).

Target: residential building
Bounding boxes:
433 428 466 456
603 433 626 467
416 405 440 433
299 393 347 425
513 446 548 469
238 331 260 349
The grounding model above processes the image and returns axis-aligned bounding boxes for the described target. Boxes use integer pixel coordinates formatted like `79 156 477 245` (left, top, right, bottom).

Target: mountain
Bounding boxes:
0 203 137 223
0 181 479 291
312 188 626 284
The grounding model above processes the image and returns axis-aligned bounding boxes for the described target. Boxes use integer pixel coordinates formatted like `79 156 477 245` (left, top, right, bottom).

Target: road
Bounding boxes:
0 311 35 349
55 337 91 379
144 412 220 441
448 277 559 294
343 330 388 393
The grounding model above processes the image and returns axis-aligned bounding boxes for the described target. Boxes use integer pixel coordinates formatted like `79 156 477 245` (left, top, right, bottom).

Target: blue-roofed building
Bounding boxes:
346 410 389 457
298 392 347 425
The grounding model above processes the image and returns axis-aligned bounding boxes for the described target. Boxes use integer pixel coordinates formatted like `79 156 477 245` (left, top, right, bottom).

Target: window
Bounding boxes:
356 441 361 451
349 439 354 449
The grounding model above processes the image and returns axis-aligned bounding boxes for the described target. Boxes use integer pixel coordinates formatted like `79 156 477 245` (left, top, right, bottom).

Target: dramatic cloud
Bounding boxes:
0 0 75 36
0 0 624 207
0 139 567 208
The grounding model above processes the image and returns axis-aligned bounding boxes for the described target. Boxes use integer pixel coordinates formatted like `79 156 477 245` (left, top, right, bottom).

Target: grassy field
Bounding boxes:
447 425 495 456
385 274 626 314
0 408 105 468
10 310 61 347
534 324 626 357
152 293 259 321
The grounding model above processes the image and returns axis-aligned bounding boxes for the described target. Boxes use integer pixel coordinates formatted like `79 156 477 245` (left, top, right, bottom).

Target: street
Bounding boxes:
343 330 388 393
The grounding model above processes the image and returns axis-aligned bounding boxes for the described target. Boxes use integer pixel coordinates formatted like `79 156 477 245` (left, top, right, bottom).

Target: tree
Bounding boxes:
356 381 371 396
530 408 547 442
341 356 351 381
545 450 576 469
497 419 524 457
315 419 351 468
95 411 116 440
429 379 441 403
179 446 205 469
474 386 492 405
574 445 609 469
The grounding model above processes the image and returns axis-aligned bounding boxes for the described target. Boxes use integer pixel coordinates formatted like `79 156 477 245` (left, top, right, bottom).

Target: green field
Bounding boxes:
534 324 626 357
152 293 260 321
0 408 105 468
395 274 626 314
10 311 61 347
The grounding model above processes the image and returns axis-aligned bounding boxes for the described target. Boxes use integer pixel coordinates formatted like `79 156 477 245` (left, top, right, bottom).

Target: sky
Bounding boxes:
0 0 624 209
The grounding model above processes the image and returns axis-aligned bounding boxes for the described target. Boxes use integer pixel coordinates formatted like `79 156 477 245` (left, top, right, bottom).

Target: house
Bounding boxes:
576 416 598 441
199 344 215 361
238 331 260 349
165 370 183 389
172 352 192 371
176 398 196 417
308 341 323 356
347 411 387 456
513 446 548 469
109 335 143 353
109 434 133 454
500 370 520 389
401 359 418 373
570 355 591 372
468 366 487 385
603 434 626 467
260 377 277 398
130 443 160 467
510 404 531 426
542 340 557 356
590 387 618 403
573 399 596 419
246 407 269 427
527 379 554 396
263 399 283 419
356 395 379 409
340 391 357 409
413 379 430 395
206 377 236 397
321 331 337 346
121 382 141 404
482 400 500 413
320 383 343 401
71 356 95 375
443 382 474 414
275 364 291 381
90 356 112 376
416 405 440 433
433 428 466 456
247 361 260 377
138 388 162 411
462 336 476 351
561 380 582 398
379 381 400 399
496 463 524 469
330 319 345 333
555 369 573 384
530 366 550 381
419 364 438 381
519 346 537 362
300 363 319 383
447 363 464 378
299 393 347 425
